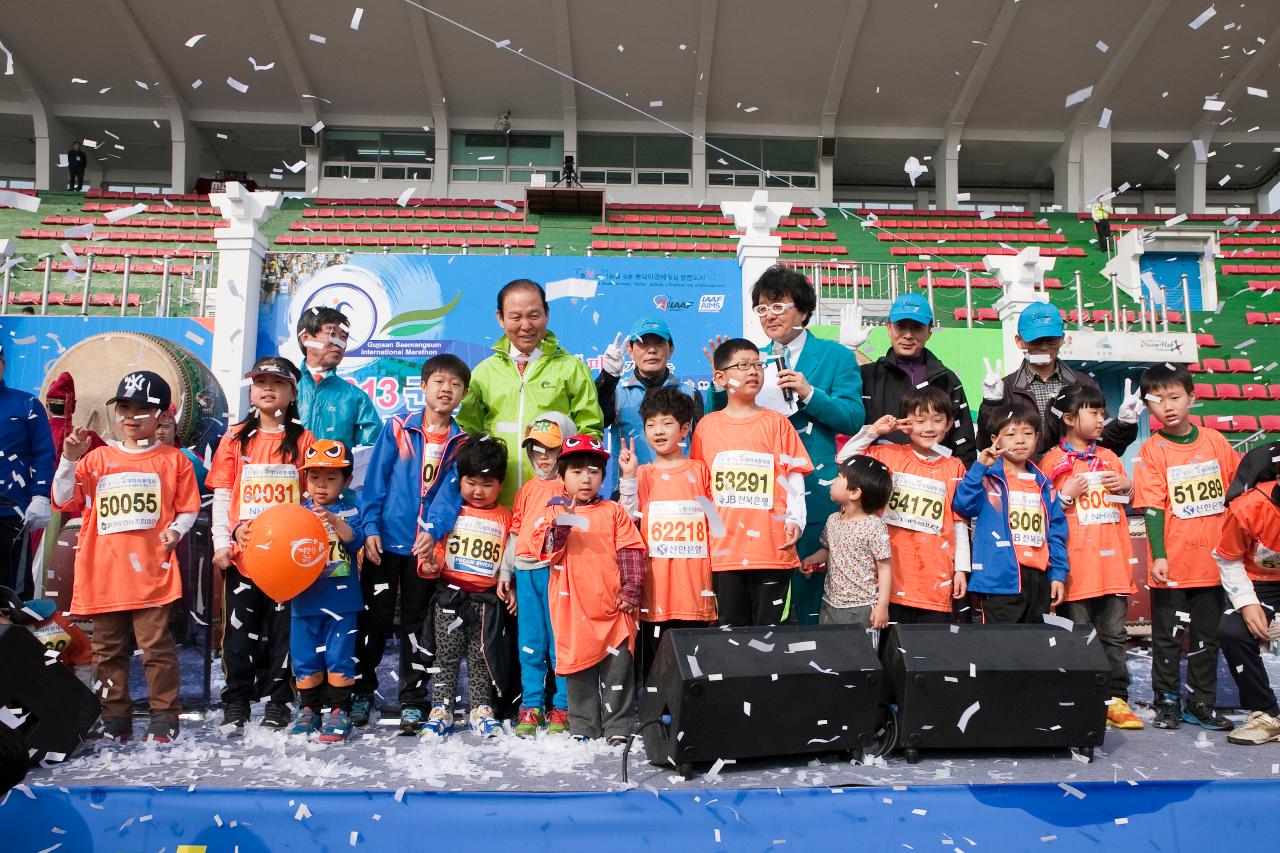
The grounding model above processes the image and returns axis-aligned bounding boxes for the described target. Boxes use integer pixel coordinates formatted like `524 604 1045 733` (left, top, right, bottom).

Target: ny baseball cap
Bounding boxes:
888 293 934 325
560 433 609 463
1017 301 1065 341
107 370 172 410
522 418 564 450
627 316 673 343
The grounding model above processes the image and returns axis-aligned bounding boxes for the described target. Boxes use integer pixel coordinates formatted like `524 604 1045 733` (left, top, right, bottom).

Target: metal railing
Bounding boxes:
0 251 218 318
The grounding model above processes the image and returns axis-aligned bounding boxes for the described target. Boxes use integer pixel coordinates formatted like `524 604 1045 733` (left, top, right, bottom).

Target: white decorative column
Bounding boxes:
985 246 1055 370
209 183 283 420
723 190 792 345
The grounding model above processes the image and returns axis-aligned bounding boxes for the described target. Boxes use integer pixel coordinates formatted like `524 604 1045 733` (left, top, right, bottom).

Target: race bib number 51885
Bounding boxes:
711 451 774 509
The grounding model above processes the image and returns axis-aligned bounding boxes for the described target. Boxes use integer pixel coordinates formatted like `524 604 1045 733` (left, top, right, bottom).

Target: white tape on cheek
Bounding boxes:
327 335 348 350
303 340 325 350
1027 353 1053 365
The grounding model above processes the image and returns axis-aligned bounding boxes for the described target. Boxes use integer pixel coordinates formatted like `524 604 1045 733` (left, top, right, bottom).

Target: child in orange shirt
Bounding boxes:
1041 384 1141 730
52 371 200 743
1133 363 1237 732
835 387 971 623
690 339 813 627
419 435 516 738
509 412 574 737
532 434 645 743
1215 479 1280 745
618 387 716 681
206 357 316 732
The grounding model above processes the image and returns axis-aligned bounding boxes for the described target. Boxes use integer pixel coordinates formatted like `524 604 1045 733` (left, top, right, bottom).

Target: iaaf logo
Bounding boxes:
653 295 694 312
698 294 725 313
290 537 328 570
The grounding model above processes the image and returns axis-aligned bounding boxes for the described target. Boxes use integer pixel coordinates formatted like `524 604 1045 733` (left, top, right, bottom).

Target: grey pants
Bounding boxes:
819 601 873 626
566 646 635 739
431 600 494 711
1060 595 1130 699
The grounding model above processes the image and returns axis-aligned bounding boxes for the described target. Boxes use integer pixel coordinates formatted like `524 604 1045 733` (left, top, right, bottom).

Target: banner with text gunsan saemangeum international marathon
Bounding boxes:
257 253 741 418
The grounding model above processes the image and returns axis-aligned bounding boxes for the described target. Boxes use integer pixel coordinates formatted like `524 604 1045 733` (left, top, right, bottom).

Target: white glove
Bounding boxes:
24 496 51 531
1116 377 1143 425
600 332 626 377
981 357 1004 402
838 304 871 351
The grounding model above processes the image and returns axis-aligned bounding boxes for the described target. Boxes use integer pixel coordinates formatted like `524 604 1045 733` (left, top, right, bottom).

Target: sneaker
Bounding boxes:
262 701 292 730
398 706 425 736
143 714 179 744
350 694 374 727
1182 699 1235 731
514 706 544 738
1152 692 1182 730
319 709 354 743
606 734 630 748
423 705 452 738
101 715 133 742
469 705 502 738
546 707 570 735
289 706 322 736
221 700 250 734
1106 698 1144 730
1227 710 1280 745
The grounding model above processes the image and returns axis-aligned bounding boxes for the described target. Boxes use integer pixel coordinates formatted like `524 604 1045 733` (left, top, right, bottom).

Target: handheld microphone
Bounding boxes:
775 342 795 404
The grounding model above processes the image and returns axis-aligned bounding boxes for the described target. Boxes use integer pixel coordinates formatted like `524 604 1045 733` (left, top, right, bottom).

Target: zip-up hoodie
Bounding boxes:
359 411 466 555
952 456 1069 594
0 379 54 518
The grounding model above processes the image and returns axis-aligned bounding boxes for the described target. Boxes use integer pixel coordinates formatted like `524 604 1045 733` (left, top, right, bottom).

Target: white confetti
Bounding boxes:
226 77 249 93
957 700 980 733
1246 86 1268 98
309 33 328 44
1065 85 1093 107
350 7 364 29
1188 5 1216 29
185 34 206 47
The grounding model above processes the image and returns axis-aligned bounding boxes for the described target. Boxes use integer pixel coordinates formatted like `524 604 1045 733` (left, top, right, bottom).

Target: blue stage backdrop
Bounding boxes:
257 254 741 418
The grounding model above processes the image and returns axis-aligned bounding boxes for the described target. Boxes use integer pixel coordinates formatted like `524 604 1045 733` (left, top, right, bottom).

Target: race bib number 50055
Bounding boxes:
96 472 161 535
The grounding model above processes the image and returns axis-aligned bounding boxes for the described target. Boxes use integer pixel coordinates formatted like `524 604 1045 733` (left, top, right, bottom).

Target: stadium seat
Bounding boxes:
1196 333 1219 348
1199 359 1227 373
1270 386 1280 401
1228 358 1254 373
1243 384 1268 400
1193 383 1217 400
1261 415 1280 433
1246 312 1268 324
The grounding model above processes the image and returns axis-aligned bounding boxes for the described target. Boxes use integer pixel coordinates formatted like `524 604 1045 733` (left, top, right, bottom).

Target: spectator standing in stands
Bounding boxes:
846 293 977 466
1091 201 1111 254
978 302 1142 458
295 307 381 449
66 141 87 192
458 279 603 506
0 345 55 598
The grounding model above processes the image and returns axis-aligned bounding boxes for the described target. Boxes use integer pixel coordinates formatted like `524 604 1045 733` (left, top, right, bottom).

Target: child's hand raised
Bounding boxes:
976 440 1006 467
702 334 729 372
62 427 93 462
870 414 899 437
618 436 639 479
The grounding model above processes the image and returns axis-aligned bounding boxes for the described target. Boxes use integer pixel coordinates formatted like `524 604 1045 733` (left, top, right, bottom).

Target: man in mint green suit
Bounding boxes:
710 266 865 623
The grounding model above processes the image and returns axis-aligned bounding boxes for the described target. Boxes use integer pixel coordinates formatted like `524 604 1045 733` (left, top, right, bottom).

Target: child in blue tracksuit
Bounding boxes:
356 355 469 734
291 440 366 743
953 400 1069 624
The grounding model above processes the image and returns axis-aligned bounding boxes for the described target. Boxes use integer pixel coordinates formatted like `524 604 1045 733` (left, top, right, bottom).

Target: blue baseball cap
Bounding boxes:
888 293 934 325
1017 301 1065 341
626 316 673 343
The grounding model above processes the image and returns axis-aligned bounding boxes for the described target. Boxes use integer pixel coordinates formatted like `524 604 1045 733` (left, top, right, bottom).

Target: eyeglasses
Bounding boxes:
753 302 795 317
722 361 765 372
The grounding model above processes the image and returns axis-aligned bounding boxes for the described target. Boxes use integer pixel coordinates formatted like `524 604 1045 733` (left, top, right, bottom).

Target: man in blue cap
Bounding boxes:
851 293 978 465
596 316 704 475
977 301 1141 457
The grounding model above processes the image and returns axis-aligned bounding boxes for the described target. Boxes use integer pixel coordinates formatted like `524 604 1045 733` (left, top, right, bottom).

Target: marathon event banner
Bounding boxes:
257 253 742 417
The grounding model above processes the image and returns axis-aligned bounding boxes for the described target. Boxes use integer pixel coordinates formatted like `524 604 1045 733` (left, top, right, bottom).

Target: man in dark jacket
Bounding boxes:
976 302 1142 457
66 142 87 191
858 293 977 465
0 346 54 597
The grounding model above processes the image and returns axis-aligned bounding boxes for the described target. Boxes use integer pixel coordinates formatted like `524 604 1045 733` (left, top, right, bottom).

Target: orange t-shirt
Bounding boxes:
512 476 565 560
862 444 967 613
436 503 513 591
205 424 316 566
1041 446 1138 601
54 444 200 615
636 459 717 623
1006 470 1049 571
1215 482 1280 584
1133 427 1239 589
690 408 814 572
534 499 645 675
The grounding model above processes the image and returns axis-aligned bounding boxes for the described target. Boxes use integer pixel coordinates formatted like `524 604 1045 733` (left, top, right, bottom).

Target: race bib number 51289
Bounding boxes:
1168 460 1224 520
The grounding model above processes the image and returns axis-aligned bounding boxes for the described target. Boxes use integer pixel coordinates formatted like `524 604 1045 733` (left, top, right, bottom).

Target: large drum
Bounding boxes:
39 331 227 457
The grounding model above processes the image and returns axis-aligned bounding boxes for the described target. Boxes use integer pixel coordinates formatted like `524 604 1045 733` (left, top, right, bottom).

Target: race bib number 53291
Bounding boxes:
96 472 161 535
711 451 774 509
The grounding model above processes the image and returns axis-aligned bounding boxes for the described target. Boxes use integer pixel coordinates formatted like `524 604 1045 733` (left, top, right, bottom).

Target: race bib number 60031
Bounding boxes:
96 472 161 535
239 463 300 521
711 450 774 509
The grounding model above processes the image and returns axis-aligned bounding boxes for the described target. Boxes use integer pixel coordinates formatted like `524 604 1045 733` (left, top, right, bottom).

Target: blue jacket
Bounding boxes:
952 457 1069 593
597 368 703 468
359 412 466 555
0 380 54 518
297 370 381 447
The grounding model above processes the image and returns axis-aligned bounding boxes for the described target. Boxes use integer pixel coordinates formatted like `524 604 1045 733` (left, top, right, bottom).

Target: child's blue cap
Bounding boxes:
888 293 934 325
1017 301 1065 341
627 316 673 343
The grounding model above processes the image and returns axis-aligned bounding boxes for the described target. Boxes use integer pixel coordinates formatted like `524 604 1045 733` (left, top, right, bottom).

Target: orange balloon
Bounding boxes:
241 503 329 602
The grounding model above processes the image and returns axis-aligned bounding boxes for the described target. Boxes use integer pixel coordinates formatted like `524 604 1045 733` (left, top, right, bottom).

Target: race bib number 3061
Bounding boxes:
96 472 161 535
239 463 300 521
1167 460 1225 520
711 450 774 509
1008 489 1046 548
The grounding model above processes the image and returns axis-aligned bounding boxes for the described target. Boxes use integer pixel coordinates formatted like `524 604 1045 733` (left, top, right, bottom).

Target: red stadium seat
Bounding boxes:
1246 312 1268 325
1193 383 1217 400
1228 358 1254 373
1261 415 1280 433
1243 384 1268 400
1215 384 1242 400
1196 333 1219 348
1200 358 1228 373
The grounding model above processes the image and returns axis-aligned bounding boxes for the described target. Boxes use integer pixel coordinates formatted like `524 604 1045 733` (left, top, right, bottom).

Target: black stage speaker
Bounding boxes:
0 624 100 764
882 624 1109 763
641 625 884 776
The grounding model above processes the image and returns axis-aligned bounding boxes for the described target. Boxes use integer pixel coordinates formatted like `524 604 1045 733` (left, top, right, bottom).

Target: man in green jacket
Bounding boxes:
296 306 382 448
457 279 603 505
708 266 866 624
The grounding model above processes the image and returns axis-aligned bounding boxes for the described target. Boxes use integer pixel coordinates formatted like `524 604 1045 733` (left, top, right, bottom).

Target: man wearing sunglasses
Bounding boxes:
704 265 865 624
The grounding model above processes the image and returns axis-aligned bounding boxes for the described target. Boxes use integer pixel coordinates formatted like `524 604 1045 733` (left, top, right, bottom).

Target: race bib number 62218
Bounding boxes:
711 451 774 509
646 500 709 559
